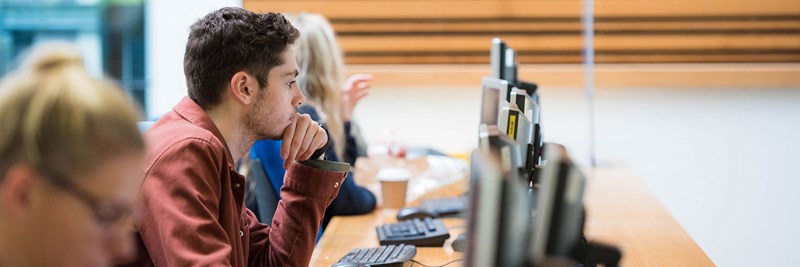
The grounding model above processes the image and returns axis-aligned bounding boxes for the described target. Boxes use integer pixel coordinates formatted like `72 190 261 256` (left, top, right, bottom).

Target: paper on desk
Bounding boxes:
405 155 468 202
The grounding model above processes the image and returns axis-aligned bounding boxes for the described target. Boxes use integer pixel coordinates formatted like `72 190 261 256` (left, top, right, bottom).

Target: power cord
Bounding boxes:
409 259 464 267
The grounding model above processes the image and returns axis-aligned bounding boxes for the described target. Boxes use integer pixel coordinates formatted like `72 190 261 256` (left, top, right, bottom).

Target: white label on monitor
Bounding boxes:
505 48 515 68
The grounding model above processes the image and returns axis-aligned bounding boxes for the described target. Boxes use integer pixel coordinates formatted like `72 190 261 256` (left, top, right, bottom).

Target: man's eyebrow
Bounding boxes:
284 69 299 77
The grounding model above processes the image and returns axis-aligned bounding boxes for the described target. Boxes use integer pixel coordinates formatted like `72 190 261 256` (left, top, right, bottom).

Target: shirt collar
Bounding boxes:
173 96 235 163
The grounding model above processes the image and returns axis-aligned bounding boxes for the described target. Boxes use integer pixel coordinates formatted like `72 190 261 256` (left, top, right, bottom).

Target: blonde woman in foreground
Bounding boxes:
0 42 145 266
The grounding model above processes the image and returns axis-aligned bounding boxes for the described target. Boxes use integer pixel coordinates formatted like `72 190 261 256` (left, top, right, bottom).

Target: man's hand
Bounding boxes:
341 74 372 122
281 114 328 168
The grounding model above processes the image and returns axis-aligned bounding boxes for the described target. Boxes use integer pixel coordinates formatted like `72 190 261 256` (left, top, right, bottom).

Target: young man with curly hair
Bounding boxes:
123 7 348 266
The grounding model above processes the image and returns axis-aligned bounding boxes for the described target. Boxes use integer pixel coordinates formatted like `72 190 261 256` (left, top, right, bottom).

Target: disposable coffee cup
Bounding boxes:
377 168 411 209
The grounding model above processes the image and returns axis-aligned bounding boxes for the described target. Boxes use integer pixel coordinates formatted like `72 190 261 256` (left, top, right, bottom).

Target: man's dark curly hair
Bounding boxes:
184 7 299 109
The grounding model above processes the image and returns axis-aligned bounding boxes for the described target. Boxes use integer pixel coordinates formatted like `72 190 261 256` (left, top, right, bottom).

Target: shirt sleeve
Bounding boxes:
323 170 377 225
246 160 349 266
134 138 232 266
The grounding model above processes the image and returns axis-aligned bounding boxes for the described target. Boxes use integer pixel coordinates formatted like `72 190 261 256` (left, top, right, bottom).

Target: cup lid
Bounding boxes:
377 168 412 181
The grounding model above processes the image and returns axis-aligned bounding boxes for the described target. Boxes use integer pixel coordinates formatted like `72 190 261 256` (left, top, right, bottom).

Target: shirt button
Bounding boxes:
334 181 339 188
240 230 244 237
234 183 241 189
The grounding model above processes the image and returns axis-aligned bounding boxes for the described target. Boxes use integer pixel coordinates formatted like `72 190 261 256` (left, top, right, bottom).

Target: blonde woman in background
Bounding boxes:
0 42 145 266
292 13 372 163
248 13 376 232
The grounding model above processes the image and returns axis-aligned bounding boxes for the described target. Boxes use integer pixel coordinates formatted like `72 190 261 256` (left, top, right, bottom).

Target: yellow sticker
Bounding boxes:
508 114 517 140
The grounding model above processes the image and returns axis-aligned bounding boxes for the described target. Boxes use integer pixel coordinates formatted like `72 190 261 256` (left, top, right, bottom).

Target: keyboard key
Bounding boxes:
377 246 392 262
424 217 436 231
353 248 367 260
389 244 403 259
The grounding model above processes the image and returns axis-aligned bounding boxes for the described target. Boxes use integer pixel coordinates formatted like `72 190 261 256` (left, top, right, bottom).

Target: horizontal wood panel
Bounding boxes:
340 35 800 51
345 54 800 64
333 20 800 33
333 21 583 33
597 20 800 31
596 54 800 63
595 1 800 17
339 36 579 51
345 55 581 64
594 35 800 50
343 63 800 88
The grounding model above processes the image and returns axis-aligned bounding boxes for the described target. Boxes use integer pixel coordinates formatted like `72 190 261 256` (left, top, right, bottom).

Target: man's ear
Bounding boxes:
228 71 257 105
0 163 37 219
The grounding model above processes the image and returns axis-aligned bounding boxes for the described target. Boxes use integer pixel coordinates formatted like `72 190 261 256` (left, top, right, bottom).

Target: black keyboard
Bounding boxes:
333 244 416 267
420 196 466 216
376 218 450 247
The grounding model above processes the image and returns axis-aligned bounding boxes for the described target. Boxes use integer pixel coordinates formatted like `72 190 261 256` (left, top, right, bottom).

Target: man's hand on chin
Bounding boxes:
280 113 329 169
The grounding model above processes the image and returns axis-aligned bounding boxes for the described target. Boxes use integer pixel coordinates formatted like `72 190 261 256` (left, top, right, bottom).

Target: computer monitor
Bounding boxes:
465 131 531 267
517 80 540 100
530 143 586 263
490 38 507 81
479 124 523 173
527 144 622 265
510 81 543 174
491 38 520 84
498 103 533 169
480 77 512 127
510 89 540 178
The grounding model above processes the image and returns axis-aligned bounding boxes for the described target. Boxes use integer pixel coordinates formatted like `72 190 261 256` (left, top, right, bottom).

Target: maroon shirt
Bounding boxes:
126 97 348 266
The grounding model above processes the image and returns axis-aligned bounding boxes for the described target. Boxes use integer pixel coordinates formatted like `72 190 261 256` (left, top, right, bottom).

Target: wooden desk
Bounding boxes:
582 167 714 266
310 171 468 267
309 161 714 266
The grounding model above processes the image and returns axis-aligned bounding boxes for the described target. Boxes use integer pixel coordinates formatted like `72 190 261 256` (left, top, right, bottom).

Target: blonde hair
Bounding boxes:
287 13 346 159
0 42 144 180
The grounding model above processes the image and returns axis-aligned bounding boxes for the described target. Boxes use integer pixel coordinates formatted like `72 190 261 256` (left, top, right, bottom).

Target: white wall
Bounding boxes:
145 0 242 119
592 88 800 267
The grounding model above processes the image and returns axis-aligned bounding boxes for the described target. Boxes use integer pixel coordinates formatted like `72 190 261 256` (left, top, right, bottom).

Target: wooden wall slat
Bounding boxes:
339 35 800 51
344 53 800 64
594 35 800 50
333 20 800 33
333 22 582 33
339 36 581 51
596 20 800 31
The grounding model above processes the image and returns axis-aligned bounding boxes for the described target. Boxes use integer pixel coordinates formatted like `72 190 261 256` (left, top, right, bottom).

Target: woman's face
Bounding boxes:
23 152 144 267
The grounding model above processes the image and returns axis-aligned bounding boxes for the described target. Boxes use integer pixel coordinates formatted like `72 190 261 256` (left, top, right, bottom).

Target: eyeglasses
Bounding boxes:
41 170 131 226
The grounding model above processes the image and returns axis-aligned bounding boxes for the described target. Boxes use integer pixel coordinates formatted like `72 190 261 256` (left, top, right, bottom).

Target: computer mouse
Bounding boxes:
396 207 437 221
451 233 467 252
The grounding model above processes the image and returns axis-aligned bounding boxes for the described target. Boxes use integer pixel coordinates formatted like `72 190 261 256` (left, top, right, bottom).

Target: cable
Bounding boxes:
409 258 464 267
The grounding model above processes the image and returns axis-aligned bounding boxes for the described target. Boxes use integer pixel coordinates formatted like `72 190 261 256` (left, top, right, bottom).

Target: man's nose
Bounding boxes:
294 86 306 106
